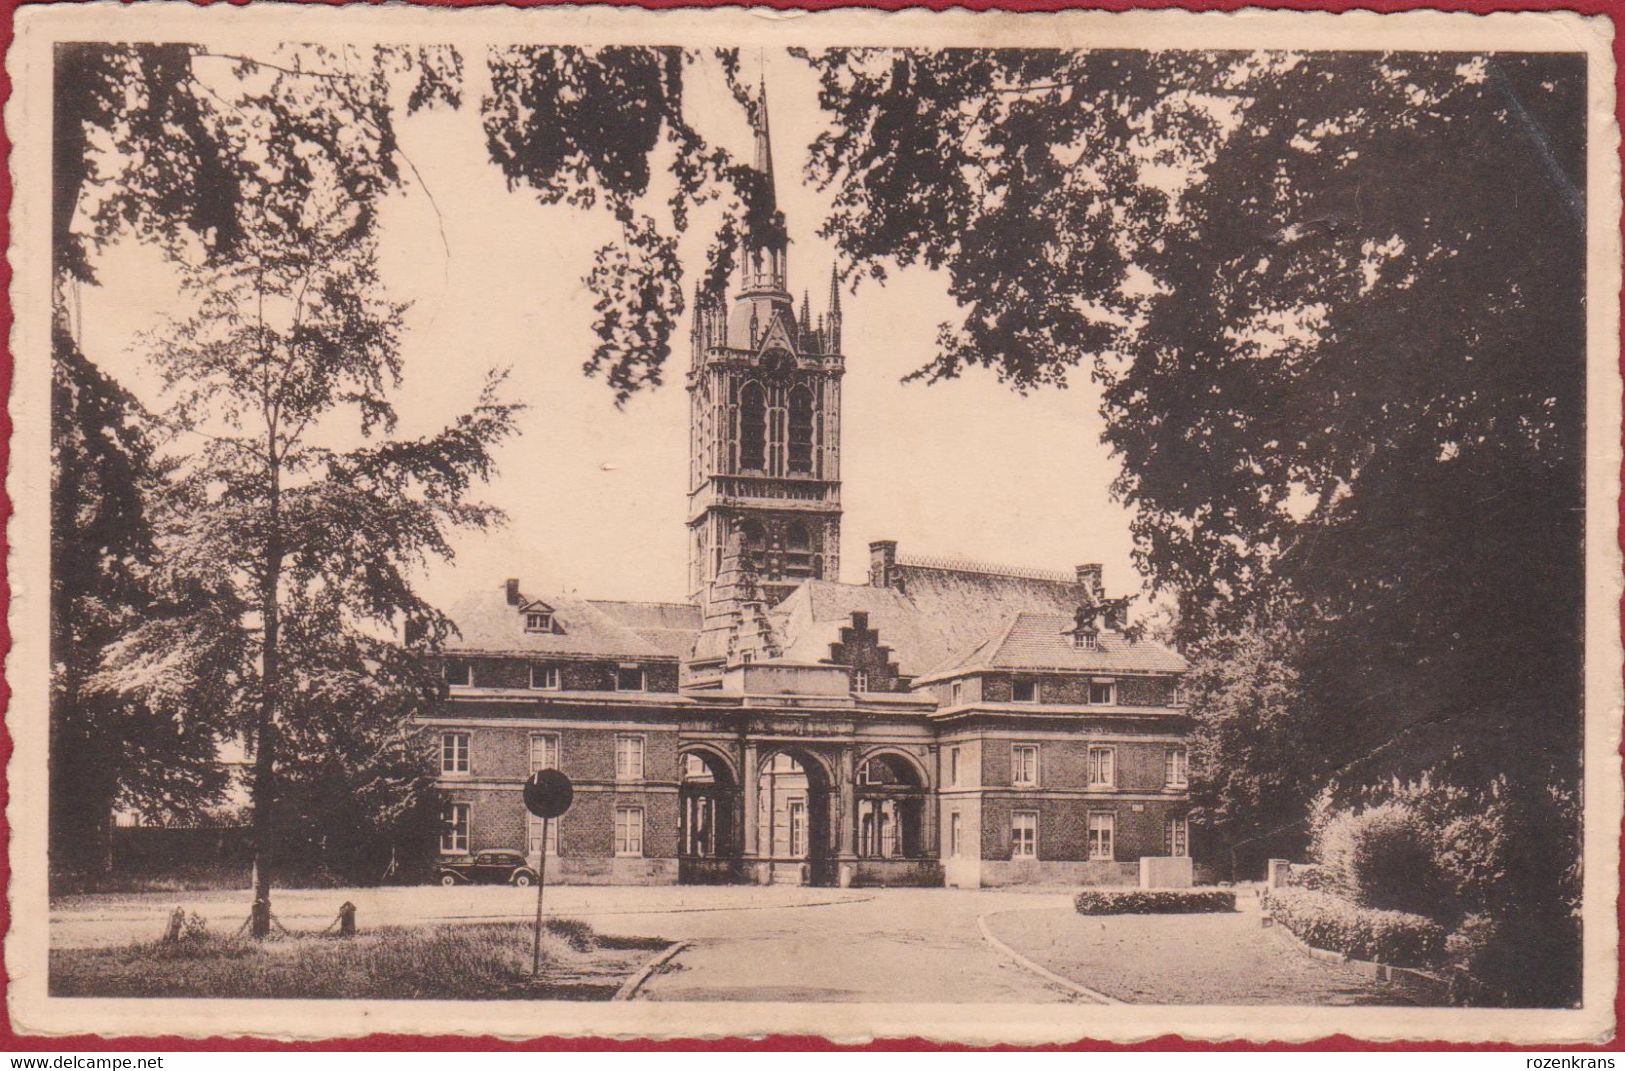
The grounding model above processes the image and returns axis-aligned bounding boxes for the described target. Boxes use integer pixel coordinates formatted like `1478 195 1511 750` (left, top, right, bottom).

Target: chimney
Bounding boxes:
869 540 899 590
1103 600 1124 632
505 578 522 606
1075 563 1104 602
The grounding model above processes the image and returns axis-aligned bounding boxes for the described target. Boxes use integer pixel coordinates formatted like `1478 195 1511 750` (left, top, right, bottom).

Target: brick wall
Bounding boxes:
978 796 1186 863
436 724 683 783
441 786 680 869
981 672 1176 707
441 655 680 693
978 736 1180 793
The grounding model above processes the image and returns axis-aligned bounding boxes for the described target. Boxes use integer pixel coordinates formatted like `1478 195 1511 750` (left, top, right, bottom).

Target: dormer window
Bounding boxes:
1074 630 1099 651
525 611 553 633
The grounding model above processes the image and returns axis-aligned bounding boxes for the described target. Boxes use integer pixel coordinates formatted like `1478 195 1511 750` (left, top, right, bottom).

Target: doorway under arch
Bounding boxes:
754 747 837 886
857 751 931 861
679 745 741 884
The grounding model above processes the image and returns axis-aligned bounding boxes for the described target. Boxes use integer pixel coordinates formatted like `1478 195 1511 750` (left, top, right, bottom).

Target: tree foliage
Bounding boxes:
50 324 235 879
481 46 777 404
793 48 1584 1002
56 43 513 901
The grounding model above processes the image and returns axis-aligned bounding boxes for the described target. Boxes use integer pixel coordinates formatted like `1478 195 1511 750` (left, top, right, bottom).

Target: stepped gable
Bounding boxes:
445 583 694 660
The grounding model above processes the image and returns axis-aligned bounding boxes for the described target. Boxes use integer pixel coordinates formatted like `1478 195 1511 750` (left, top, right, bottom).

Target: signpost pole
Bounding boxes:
521 769 571 980
531 817 549 976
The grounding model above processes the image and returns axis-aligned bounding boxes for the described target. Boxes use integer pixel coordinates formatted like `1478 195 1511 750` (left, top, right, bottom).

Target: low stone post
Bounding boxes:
162 906 185 943
338 901 356 937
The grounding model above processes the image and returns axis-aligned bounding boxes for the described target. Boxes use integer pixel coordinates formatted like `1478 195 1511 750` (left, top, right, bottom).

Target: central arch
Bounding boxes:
753 746 838 886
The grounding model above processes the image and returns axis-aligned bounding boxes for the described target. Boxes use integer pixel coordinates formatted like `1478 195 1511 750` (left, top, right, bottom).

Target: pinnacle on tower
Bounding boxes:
801 290 811 332
827 263 843 352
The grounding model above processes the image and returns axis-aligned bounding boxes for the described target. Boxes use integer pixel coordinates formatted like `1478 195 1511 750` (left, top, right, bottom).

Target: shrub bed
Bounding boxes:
1074 889 1237 915
1267 887 1446 966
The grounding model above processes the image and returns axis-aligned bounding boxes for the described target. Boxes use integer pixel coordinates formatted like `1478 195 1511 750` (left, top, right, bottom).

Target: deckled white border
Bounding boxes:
6 3 1619 1045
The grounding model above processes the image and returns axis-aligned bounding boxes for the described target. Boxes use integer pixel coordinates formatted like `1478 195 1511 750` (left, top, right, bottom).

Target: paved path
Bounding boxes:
51 884 1077 1003
630 889 1076 1002
50 884 1402 1004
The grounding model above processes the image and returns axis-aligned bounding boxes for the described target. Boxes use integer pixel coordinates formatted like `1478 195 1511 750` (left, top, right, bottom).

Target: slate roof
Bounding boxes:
445 584 699 660
922 612 1186 680
770 558 1183 680
446 557 1183 682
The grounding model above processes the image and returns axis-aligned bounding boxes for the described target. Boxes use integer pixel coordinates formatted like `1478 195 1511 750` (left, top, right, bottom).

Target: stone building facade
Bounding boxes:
420 87 1190 889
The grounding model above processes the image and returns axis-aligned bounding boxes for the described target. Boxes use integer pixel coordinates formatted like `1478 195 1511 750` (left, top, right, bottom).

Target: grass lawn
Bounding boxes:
985 904 1414 1005
50 917 668 1000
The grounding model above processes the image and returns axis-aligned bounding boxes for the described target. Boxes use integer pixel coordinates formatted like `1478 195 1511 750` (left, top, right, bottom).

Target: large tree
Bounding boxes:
793 47 1584 1003
59 44 516 925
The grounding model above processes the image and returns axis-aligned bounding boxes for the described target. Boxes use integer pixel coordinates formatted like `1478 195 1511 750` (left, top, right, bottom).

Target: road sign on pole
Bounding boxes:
523 769 573 976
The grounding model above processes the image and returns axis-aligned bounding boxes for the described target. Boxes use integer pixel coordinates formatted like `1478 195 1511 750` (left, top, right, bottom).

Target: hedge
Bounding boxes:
1266 887 1446 966
1074 889 1237 915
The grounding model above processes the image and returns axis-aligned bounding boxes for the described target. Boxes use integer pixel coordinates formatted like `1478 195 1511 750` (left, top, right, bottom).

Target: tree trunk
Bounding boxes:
250 434 282 939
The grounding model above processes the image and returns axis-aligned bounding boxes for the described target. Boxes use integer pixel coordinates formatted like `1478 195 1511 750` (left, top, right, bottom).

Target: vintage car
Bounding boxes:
434 849 539 887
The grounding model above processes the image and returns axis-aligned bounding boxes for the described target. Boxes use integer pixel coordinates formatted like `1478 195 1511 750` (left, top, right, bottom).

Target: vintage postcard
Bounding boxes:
6 1 1620 1046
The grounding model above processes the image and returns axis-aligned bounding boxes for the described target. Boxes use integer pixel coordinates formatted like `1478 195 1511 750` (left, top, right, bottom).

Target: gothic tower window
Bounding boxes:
740 381 767 471
788 385 815 475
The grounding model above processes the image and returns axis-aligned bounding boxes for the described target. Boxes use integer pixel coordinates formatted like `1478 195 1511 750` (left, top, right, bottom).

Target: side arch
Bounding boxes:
679 741 740 785
858 745 933 789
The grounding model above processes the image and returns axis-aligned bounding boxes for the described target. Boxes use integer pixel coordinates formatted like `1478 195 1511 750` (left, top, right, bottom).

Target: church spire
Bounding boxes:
740 75 788 297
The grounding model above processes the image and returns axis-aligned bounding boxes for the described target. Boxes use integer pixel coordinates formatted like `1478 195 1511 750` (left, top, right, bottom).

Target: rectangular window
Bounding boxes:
1172 681 1187 706
530 664 560 690
948 746 961 787
441 802 469 854
1088 746 1116 788
1012 744 1039 787
615 735 645 781
440 732 469 775
529 733 560 773
789 800 807 857
1089 812 1116 861
526 812 559 858
950 811 963 858
1088 679 1116 705
1011 679 1038 703
1075 631 1099 650
853 670 869 693
950 680 964 706
616 665 645 692
443 659 472 687
525 611 552 633
1166 815 1189 857
614 806 644 856
1165 746 1189 788
1012 811 1038 859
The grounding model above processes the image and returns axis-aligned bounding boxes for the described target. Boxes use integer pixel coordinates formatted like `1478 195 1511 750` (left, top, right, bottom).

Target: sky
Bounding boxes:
75 49 1144 613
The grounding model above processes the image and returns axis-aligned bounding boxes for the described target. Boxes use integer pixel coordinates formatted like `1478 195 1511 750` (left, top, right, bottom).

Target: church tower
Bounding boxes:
687 81 845 672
